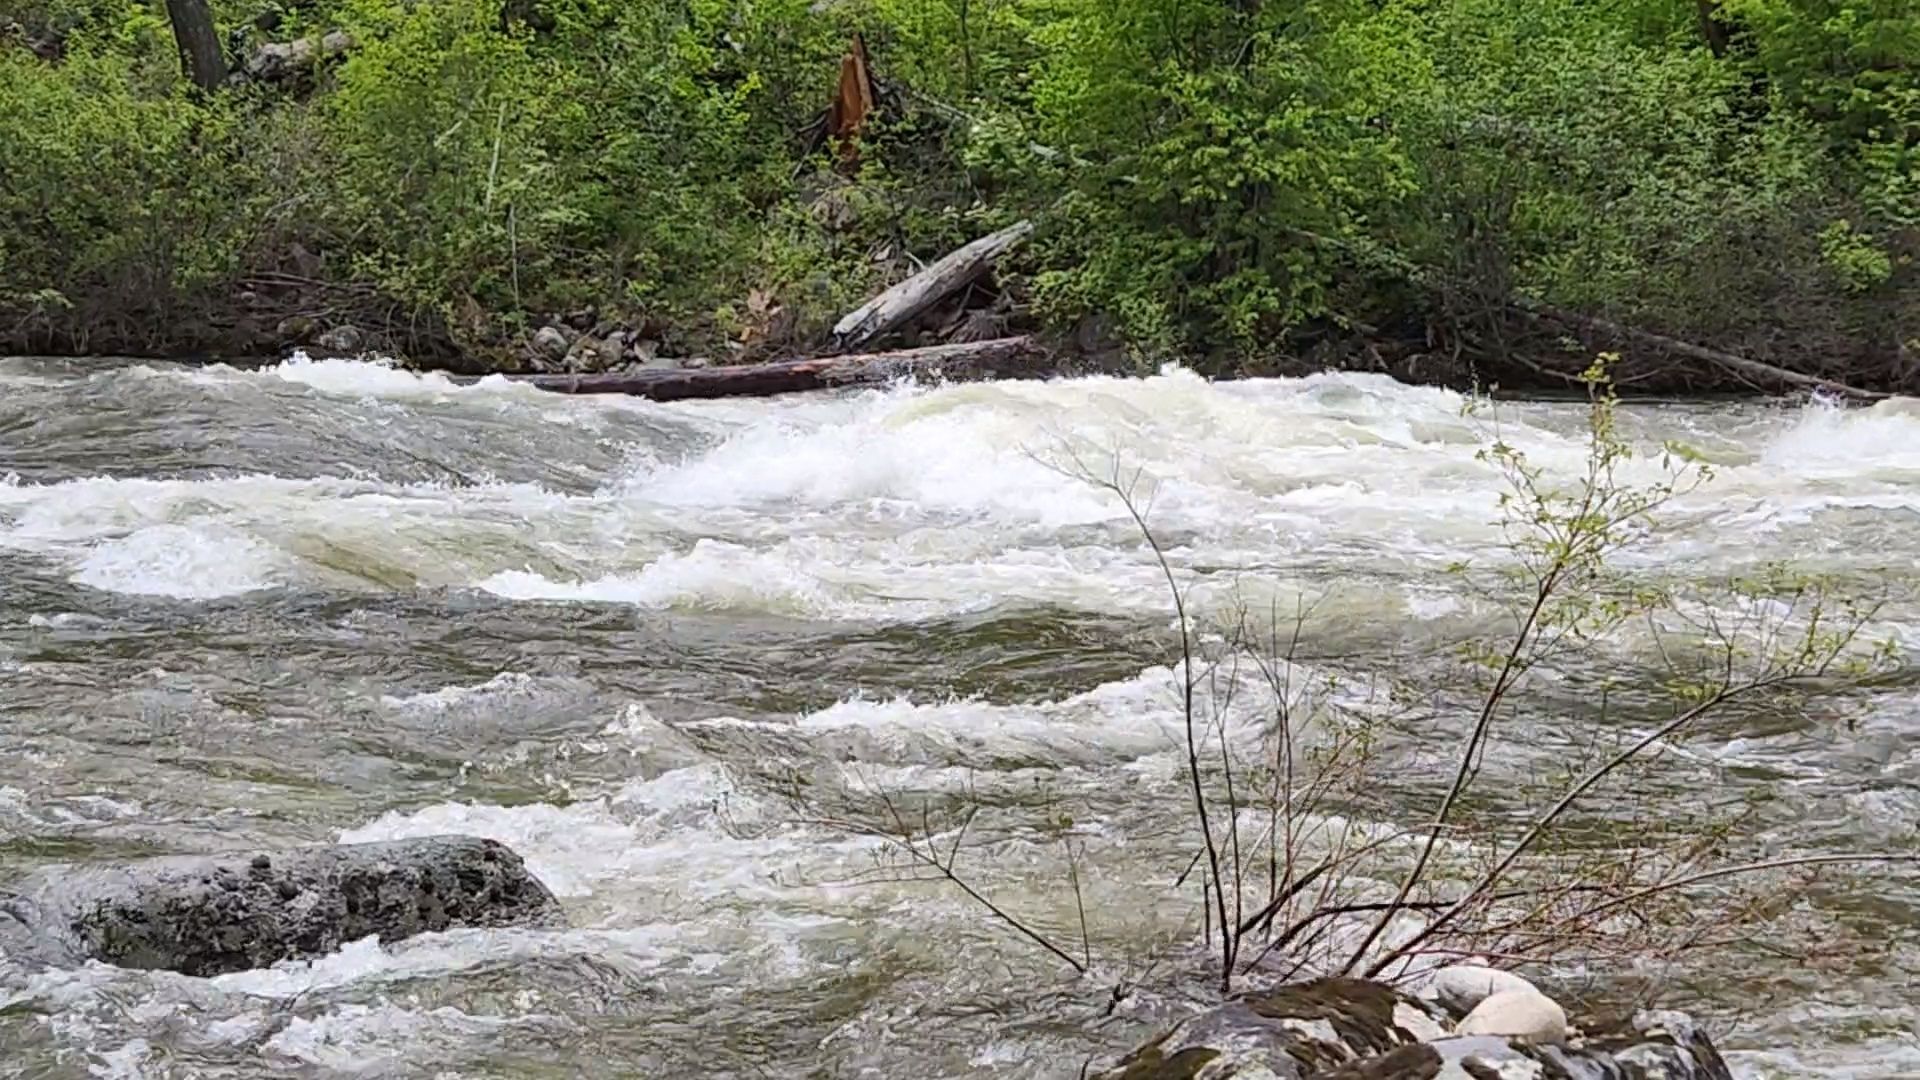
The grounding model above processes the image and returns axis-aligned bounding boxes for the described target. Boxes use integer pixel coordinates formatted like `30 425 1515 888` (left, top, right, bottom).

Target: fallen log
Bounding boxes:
494 335 1049 400
237 29 355 84
1513 299 1886 400
0 836 564 975
832 220 1033 351
1280 226 1891 398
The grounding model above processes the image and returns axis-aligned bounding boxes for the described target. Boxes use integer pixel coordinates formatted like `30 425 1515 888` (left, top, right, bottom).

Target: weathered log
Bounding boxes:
496 335 1049 399
0 836 564 976
240 29 354 83
831 220 1033 351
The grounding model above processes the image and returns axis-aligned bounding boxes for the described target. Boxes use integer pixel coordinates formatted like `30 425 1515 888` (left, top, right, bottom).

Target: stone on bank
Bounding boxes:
0 835 564 976
1094 975 1733 1079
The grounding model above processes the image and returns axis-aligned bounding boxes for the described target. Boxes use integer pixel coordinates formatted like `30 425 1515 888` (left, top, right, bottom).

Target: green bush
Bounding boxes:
0 0 1912 371
0 43 252 319
318 0 812 333
1003 0 1423 362
1392 0 1836 329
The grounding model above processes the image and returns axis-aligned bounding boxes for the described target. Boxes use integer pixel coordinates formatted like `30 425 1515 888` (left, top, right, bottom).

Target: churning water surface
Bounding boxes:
0 356 1915 1078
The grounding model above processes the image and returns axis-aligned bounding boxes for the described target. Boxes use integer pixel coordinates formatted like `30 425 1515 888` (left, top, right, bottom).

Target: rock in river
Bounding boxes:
1419 961 1541 1018
1093 976 1733 1079
0 835 564 976
313 322 365 354
1453 986 1569 1041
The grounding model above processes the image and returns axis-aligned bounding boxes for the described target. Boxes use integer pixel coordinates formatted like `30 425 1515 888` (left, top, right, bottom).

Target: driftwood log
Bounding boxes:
832 220 1033 351
493 335 1049 400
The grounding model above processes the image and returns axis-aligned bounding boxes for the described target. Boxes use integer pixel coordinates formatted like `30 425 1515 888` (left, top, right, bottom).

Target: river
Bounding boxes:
0 356 1915 1078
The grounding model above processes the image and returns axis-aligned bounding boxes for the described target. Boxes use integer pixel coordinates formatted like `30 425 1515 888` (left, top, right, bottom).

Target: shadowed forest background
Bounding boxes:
1 0 1914 389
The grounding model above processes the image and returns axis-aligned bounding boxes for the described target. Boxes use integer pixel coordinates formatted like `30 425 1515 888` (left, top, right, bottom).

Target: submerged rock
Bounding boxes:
0 835 563 976
1094 976 1732 1079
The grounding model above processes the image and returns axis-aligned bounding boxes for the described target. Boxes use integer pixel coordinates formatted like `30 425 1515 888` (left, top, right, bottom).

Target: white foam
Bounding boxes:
266 353 514 400
6 370 1916 627
1758 395 1920 474
25 612 106 629
476 540 841 615
379 672 543 711
71 522 285 599
0 472 591 600
260 1003 513 1070
336 764 780 901
340 798 648 899
624 383 1124 527
211 935 433 998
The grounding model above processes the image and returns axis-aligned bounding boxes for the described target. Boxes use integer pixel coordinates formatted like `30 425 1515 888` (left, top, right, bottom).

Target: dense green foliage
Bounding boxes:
1 0 1913 376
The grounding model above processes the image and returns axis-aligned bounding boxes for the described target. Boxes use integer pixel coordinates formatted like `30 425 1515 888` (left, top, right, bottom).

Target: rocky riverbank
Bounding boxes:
1098 971 1733 1080
8 288 1910 399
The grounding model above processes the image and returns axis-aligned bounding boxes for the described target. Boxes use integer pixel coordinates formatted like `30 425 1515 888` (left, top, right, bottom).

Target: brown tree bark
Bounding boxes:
165 0 227 91
489 336 1051 401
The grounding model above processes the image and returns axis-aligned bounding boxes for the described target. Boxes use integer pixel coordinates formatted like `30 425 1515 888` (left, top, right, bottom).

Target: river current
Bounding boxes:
0 356 1915 1078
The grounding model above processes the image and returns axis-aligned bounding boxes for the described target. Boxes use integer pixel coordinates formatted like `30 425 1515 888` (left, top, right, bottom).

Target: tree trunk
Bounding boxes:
1695 0 1731 58
165 0 226 91
488 336 1049 400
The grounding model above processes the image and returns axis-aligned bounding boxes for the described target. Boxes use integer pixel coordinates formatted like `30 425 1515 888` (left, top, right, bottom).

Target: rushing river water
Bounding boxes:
0 356 1916 1078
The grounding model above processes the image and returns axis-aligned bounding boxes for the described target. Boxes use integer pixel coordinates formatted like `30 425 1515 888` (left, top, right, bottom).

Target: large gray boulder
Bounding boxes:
1095 977 1732 1079
0 835 563 976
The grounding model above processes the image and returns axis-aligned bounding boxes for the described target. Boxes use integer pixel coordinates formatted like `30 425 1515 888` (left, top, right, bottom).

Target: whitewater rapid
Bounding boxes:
5 356 1916 612
1 356 1916 1079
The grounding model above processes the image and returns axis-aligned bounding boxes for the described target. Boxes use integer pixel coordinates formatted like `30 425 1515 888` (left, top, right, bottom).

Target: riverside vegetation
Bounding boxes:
1 0 1915 390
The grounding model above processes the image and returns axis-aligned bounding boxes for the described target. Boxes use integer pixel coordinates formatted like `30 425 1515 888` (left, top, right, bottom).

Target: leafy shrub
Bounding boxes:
1010 0 1422 363
0 43 253 320
0 0 1912 371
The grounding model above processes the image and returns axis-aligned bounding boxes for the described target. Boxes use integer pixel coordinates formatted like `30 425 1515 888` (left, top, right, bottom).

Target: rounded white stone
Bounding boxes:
1425 963 1542 1017
1454 988 1569 1041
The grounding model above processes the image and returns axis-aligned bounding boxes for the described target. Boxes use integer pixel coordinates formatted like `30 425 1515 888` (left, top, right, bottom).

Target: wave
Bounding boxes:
5 362 1917 611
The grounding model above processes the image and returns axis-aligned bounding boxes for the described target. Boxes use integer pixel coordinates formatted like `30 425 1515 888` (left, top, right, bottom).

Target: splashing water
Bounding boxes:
0 355 1915 1078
